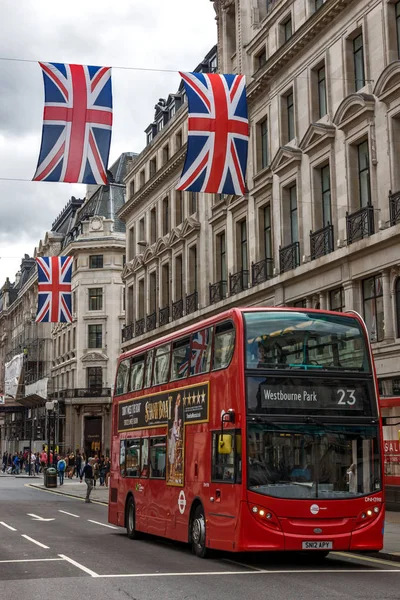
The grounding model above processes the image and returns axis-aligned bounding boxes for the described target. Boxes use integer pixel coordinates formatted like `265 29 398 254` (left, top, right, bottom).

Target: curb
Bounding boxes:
27 483 108 506
362 551 400 563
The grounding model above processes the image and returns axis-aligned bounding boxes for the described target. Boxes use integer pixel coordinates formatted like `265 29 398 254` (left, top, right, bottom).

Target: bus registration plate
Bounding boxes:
302 541 332 550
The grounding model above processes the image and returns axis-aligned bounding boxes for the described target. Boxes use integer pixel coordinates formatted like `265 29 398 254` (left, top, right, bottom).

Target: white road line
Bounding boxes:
87 519 118 529
0 521 17 531
21 534 49 549
58 554 99 577
59 510 80 518
0 558 62 564
95 568 400 578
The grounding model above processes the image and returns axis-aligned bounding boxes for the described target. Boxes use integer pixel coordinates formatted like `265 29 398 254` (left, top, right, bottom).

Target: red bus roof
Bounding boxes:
119 306 361 361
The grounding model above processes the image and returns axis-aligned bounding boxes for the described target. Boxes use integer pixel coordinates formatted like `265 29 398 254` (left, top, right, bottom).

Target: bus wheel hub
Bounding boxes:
193 516 205 545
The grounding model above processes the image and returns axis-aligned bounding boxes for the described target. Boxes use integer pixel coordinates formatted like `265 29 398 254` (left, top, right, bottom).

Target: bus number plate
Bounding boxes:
302 541 332 550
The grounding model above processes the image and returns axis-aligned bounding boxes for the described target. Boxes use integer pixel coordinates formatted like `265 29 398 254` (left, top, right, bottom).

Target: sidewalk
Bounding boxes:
27 477 109 505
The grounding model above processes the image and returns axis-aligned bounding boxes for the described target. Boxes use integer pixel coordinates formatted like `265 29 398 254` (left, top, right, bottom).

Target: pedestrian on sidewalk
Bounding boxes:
104 457 111 487
57 456 67 485
80 458 94 503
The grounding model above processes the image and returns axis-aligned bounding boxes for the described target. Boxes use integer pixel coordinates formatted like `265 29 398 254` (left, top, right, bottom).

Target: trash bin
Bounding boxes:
44 467 57 488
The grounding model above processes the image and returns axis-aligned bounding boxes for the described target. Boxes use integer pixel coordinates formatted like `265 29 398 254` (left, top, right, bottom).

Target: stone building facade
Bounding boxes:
120 1 400 486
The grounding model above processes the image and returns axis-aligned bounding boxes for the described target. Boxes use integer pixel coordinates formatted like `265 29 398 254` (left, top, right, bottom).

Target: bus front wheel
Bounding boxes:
126 497 140 540
191 505 208 558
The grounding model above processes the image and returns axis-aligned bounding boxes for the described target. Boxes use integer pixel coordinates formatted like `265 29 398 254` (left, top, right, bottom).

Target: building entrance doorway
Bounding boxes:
84 416 102 458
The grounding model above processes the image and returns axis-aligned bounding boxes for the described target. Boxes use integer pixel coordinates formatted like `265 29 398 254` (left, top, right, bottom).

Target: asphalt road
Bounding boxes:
1 476 400 600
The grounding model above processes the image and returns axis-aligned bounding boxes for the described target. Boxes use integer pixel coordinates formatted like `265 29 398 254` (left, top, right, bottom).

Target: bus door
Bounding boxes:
207 431 241 550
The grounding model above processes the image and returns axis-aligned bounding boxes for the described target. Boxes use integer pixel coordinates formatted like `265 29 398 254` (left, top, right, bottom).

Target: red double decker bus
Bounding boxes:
108 307 384 557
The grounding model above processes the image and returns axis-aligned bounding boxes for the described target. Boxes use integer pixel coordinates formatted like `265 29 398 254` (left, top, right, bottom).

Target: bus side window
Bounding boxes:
130 354 145 391
126 439 141 477
150 436 166 479
141 438 149 478
144 349 154 388
115 359 130 395
211 432 236 483
170 337 190 380
190 327 213 376
120 440 126 477
153 343 171 385
213 322 235 371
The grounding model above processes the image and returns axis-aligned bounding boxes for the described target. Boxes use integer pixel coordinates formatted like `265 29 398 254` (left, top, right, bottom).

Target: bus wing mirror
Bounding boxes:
218 434 232 455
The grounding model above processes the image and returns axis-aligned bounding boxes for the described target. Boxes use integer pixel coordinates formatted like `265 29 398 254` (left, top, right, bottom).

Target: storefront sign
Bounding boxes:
118 383 209 433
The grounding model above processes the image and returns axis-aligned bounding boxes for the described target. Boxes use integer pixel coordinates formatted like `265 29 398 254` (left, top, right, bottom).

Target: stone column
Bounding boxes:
306 296 313 309
343 281 355 313
319 291 327 310
382 270 394 340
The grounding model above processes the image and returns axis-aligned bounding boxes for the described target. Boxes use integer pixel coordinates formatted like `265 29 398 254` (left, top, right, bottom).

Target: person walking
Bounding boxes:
104 456 111 487
2 452 7 473
80 458 94 503
57 456 67 485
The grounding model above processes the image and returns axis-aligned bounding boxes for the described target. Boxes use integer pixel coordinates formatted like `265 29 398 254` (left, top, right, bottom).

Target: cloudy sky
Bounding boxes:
0 0 216 284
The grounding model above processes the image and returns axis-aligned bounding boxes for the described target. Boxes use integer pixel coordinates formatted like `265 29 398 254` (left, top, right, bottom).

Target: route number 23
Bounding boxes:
337 389 356 406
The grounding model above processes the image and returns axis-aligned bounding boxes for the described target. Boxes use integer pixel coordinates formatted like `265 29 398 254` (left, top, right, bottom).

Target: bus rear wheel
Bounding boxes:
191 505 208 558
126 497 140 540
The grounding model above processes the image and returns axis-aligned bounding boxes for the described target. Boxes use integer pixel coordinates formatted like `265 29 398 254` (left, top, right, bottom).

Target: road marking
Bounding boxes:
87 519 118 529
0 521 17 531
0 558 62 564
58 554 99 577
21 534 49 549
27 513 55 522
59 510 80 518
332 552 400 568
26 484 107 505
95 568 400 578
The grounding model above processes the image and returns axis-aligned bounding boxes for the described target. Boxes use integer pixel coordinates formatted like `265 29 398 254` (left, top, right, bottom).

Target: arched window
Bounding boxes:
396 278 400 337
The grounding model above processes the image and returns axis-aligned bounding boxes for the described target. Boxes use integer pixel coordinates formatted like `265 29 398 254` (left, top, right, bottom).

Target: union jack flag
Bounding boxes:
36 256 73 323
190 329 210 375
33 62 113 184
177 72 249 196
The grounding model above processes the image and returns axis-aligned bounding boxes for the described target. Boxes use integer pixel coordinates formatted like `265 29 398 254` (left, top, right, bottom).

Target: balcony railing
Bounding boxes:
146 311 157 332
186 291 198 315
122 322 134 343
135 318 145 337
50 388 111 399
172 298 183 320
229 270 249 295
279 242 300 273
389 190 400 226
310 224 334 260
159 305 170 326
251 258 273 286
209 280 227 304
346 205 374 244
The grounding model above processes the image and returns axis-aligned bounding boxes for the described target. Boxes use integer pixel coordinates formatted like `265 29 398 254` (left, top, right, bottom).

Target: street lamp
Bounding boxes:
45 401 55 467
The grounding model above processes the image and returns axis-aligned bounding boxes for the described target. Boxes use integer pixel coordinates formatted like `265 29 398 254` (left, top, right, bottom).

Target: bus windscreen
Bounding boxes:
244 311 370 372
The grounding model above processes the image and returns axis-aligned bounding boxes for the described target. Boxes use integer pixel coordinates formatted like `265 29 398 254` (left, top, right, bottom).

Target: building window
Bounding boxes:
263 205 272 259
259 118 268 169
139 217 145 242
175 131 183 150
169 104 176 119
363 275 384 342
146 131 152 145
289 185 298 243
162 196 169 236
329 288 344 312
89 255 103 269
149 271 157 314
321 164 331 227
210 55 218 73
189 245 197 293
286 90 294 142
88 324 102 348
358 140 371 207
175 191 183 226
256 47 267 70
128 226 135 261
87 367 102 390
353 33 365 91
175 255 183 300
239 220 248 271
217 231 227 281
161 263 170 308
150 207 157 243
282 16 292 42
88 288 103 311
317 65 327 118
396 279 400 337
140 169 145 187
150 157 157 177
138 279 145 319
397 2 400 58
129 180 135 198
157 120 163 133
190 192 197 215
163 144 169 164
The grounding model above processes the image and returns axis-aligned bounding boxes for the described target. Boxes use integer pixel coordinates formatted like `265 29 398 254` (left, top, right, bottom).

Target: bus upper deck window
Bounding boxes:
130 354 145 391
213 322 235 370
171 337 190 380
115 359 130 395
153 344 171 385
144 349 154 388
